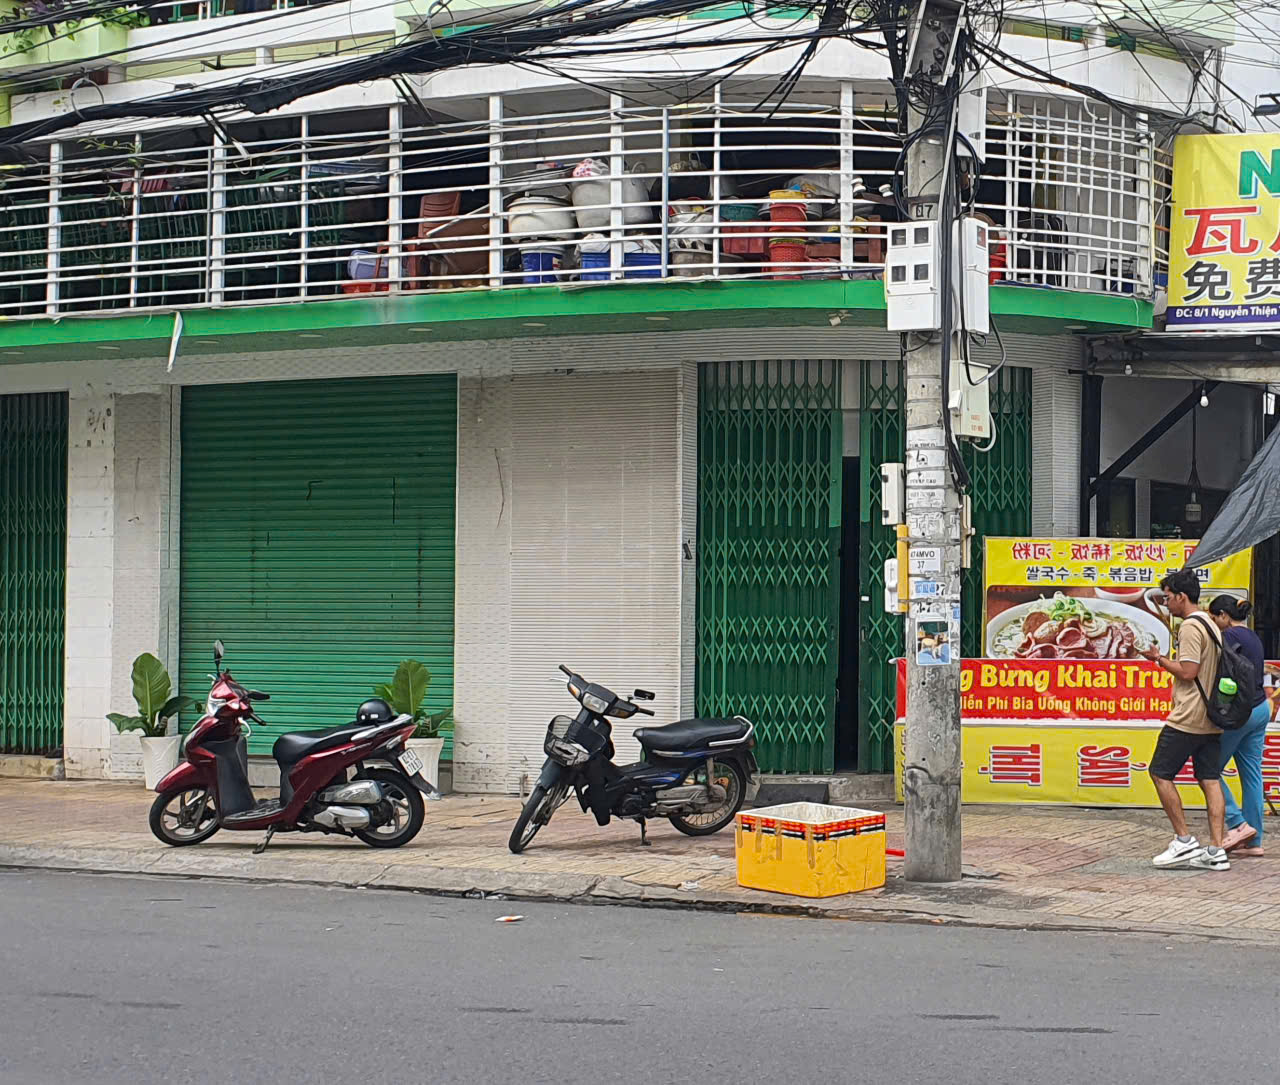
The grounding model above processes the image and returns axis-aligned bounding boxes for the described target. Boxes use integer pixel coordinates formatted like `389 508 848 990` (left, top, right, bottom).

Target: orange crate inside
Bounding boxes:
722 222 768 257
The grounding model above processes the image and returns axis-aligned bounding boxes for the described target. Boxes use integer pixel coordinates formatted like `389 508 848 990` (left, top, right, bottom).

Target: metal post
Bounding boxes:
1079 372 1103 534
300 113 311 298
610 93 624 280
711 84 723 277
1136 110 1153 296
388 103 404 292
46 142 62 316
129 134 142 307
661 106 671 278
210 130 226 306
489 93 504 288
902 0 965 884
840 81 854 272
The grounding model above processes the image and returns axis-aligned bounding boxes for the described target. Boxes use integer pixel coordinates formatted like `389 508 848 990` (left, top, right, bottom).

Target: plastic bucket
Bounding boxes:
580 250 611 281
624 251 663 279
522 250 562 284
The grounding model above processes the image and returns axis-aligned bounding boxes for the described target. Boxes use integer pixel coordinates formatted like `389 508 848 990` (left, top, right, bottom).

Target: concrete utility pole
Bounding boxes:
901 0 965 883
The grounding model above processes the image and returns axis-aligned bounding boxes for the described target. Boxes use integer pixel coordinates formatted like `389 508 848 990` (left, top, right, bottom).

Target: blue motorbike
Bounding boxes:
508 665 758 853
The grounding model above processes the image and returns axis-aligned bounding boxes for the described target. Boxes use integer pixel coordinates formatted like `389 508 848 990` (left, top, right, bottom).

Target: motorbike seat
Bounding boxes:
634 717 751 753
272 723 366 767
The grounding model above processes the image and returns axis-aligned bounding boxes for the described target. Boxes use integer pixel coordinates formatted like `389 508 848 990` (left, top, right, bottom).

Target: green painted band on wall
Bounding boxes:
0 280 1152 362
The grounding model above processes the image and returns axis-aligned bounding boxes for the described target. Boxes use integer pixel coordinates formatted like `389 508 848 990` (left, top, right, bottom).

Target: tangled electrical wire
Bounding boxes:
0 0 865 150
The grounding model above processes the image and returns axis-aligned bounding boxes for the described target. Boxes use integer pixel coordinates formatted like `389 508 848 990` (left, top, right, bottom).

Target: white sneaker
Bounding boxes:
1153 837 1202 868
1189 848 1230 872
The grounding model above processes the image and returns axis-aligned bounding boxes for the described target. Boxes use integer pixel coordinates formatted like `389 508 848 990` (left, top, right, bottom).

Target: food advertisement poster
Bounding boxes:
1168 132 1280 331
892 660 1280 807
983 538 1252 660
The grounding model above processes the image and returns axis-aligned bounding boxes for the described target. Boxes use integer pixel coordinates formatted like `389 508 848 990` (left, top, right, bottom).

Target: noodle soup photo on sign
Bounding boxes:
985 589 1171 660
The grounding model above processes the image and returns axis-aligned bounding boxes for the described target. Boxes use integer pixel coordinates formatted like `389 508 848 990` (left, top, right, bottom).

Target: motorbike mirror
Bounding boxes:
213 640 225 668
633 689 655 701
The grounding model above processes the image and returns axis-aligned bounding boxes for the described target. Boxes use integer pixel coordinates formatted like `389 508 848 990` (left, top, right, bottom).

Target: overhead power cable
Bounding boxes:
0 0 855 148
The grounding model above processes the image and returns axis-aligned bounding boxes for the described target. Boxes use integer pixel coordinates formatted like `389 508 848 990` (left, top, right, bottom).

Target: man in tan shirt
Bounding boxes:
1140 569 1229 871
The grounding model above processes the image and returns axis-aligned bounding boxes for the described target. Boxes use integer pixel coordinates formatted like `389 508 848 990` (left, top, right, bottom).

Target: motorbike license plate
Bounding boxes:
398 748 425 776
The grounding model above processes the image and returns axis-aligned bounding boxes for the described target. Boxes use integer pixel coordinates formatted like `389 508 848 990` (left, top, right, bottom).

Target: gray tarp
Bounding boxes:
1187 421 1280 568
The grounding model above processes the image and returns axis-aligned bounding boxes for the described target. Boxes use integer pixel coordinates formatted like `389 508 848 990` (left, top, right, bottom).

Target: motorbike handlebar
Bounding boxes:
632 705 655 717
558 664 572 677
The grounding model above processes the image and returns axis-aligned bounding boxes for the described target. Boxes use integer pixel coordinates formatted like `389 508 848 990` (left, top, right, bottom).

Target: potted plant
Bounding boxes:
374 659 451 795
107 653 194 789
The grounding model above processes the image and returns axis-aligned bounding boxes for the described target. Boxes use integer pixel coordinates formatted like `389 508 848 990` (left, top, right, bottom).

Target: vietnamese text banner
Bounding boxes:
985 538 1249 591
895 658 1174 721
1168 133 1280 331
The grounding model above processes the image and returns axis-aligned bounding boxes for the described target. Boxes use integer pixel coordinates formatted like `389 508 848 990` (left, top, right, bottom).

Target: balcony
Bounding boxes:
0 89 1166 322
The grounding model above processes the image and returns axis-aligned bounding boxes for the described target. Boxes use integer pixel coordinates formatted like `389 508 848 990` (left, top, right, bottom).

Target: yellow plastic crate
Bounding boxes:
735 802 886 898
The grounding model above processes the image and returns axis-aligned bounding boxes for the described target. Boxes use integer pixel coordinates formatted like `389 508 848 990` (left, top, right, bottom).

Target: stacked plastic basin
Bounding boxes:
768 189 808 280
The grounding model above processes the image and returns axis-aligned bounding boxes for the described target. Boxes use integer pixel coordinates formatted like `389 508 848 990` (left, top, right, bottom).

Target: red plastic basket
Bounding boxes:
768 238 807 280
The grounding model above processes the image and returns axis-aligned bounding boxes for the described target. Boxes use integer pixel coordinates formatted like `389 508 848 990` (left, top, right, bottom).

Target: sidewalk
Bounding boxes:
4 778 1280 943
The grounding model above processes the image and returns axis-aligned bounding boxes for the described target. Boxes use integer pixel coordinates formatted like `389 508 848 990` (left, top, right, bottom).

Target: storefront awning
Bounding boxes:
1187 421 1280 568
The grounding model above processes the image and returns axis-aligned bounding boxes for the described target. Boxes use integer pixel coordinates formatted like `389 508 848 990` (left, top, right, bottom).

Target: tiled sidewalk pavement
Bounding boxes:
3 779 1280 942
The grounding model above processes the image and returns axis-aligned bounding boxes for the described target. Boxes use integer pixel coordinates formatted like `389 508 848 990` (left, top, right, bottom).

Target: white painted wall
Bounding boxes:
452 372 514 793
64 386 115 779
105 390 179 780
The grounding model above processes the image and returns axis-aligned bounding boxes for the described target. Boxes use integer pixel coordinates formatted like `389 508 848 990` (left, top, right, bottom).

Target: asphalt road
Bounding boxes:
0 870 1270 1085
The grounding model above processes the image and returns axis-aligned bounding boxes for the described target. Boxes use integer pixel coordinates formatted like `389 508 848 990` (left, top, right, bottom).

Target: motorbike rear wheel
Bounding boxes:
669 759 747 837
150 787 220 846
353 769 425 849
508 781 567 854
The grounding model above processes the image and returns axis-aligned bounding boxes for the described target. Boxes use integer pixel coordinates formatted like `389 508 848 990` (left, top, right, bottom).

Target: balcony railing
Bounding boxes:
0 89 1166 319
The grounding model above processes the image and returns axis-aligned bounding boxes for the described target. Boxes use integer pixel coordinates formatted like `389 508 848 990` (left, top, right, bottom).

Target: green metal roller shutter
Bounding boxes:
0 392 67 755
179 375 456 757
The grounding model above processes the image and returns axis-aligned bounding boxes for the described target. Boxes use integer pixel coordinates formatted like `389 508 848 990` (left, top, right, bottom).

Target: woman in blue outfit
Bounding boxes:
1209 595 1268 857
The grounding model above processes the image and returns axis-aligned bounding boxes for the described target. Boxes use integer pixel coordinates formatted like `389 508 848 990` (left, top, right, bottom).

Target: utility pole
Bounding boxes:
900 0 966 882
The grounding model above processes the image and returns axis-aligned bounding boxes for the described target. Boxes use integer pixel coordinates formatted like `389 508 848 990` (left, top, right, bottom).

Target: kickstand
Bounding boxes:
637 818 651 847
253 826 276 855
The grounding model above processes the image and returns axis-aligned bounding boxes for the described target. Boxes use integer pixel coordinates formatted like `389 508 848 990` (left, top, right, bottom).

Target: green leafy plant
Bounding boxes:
106 653 194 739
1 1 149 56
373 659 452 739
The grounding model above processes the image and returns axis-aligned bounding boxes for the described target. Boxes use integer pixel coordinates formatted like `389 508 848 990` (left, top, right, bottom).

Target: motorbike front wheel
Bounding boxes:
150 787 220 846
669 759 747 837
508 781 567 854
354 769 425 849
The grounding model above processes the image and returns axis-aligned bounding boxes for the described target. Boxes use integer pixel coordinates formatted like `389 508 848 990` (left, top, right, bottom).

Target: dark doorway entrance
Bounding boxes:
836 456 861 771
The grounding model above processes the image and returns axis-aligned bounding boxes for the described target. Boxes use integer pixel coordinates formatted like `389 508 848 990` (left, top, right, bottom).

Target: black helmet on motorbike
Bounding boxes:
356 698 394 725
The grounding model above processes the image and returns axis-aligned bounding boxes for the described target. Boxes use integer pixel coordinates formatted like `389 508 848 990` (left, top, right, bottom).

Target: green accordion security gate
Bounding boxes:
857 361 905 775
961 366 1033 656
696 361 842 774
857 363 1032 772
1 392 67 754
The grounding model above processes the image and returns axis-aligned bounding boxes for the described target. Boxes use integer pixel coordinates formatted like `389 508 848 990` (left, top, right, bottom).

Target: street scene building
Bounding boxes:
1 0 1277 798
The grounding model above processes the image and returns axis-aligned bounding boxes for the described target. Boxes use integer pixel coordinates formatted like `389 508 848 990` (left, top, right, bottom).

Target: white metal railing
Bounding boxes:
0 89 1167 319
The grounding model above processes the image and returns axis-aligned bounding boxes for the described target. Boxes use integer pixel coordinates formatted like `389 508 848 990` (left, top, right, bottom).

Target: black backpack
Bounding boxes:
1187 613 1257 731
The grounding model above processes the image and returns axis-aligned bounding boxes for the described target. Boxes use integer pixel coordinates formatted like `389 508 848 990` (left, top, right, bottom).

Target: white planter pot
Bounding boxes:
405 736 445 795
140 735 181 790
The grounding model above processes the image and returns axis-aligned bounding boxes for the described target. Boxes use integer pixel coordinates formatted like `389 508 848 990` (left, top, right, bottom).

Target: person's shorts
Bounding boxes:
1149 725 1222 781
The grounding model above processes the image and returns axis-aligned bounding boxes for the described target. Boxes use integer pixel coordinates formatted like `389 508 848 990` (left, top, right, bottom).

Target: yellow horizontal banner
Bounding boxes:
893 724 1280 808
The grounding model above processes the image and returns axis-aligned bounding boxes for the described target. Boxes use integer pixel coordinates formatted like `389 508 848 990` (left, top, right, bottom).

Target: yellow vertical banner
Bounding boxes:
1169 133 1280 331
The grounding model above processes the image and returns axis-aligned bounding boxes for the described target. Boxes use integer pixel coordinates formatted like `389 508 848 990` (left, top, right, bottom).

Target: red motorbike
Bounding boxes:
149 640 435 852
